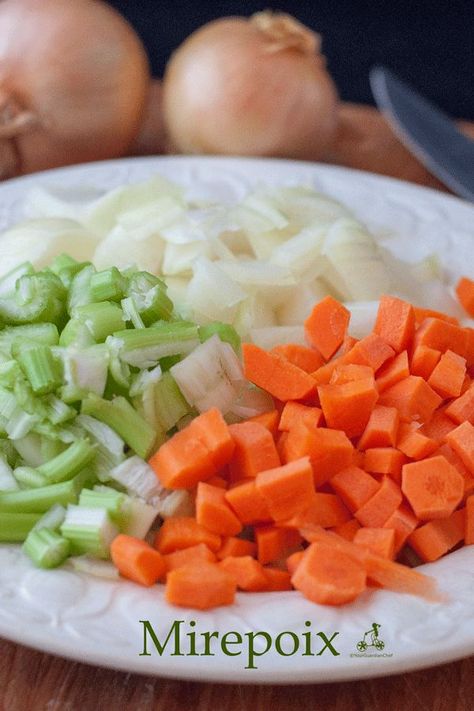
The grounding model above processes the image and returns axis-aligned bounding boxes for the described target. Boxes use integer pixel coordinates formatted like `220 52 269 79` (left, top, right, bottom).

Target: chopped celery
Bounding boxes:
6 410 39 440
50 255 90 289
17 344 63 394
159 354 182 372
121 296 145 329
60 505 118 558
90 267 127 303
0 387 18 419
112 321 199 368
81 394 156 459
0 512 42 541
0 470 95 513
78 487 129 527
13 432 44 467
37 439 96 484
129 365 162 398
23 527 70 568
44 395 77 425
72 302 125 342
0 262 34 298
67 264 96 314
61 345 109 401
199 322 241 353
40 436 67 463
0 272 66 326
0 323 59 354
59 317 95 348
109 455 161 502
31 503 67 532
122 497 158 539
75 414 125 481
14 466 48 489
127 271 174 324
0 455 18 492
154 372 189 431
0 361 22 388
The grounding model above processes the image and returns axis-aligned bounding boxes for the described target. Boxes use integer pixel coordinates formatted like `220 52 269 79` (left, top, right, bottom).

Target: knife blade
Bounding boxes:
369 66 474 201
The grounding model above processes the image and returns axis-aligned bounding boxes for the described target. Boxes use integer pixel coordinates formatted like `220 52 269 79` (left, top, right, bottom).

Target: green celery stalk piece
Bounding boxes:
0 512 42 542
23 527 70 568
81 394 156 459
0 469 95 513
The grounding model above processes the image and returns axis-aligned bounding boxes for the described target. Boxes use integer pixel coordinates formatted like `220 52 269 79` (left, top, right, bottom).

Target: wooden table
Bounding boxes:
0 637 472 710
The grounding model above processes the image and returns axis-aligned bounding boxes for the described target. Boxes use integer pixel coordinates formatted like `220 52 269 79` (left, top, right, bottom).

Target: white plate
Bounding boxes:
0 156 473 684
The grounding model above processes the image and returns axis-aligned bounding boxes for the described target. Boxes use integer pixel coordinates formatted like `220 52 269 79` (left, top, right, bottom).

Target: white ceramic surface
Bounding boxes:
0 156 473 684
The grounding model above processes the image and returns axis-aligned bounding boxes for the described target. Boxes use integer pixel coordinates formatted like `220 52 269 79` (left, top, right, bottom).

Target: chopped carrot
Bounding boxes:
219 555 269 591
413 307 459 326
435 444 474 496
247 409 280 437
149 407 234 489
465 327 474 368
428 350 467 399
330 466 380 512
410 345 441 380
330 364 374 385
165 561 236 609
318 378 378 438
206 475 228 489
420 408 457 441
378 375 442 422
445 382 474 425
364 447 407 483
339 334 358 355
413 317 468 359
294 523 440 600
330 518 361 541
304 296 350 360
291 542 367 605
272 342 324 373
286 550 305 575
383 505 418 555
358 405 400 449
375 351 410 392
163 543 217 572
225 480 272 525
280 424 354 487
408 509 466 562
196 482 243 537
242 343 318 401
401 455 464 520
255 525 302 565
255 457 315 521
217 537 257 560
228 421 280 483
373 295 415 353
355 476 402 527
456 276 474 317
278 402 323 431
445 421 474 475
363 551 441 600
396 422 438 460
154 517 221 554
466 495 474 545
461 374 472 395
110 535 166 587
354 527 396 559
262 567 293 591
281 492 351 529
310 333 394 386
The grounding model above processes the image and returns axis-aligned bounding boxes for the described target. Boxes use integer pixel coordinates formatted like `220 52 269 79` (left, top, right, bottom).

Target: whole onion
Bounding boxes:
162 12 339 159
0 0 150 177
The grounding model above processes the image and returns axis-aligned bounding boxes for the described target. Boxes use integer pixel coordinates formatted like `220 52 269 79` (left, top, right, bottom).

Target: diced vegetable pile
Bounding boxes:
1 251 473 610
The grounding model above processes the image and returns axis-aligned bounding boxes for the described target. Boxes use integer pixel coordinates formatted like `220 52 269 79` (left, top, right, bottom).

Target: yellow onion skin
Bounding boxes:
0 0 150 176
162 15 339 160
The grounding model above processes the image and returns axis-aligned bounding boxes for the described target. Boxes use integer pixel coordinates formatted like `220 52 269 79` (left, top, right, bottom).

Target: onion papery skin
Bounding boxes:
0 0 150 176
162 14 338 160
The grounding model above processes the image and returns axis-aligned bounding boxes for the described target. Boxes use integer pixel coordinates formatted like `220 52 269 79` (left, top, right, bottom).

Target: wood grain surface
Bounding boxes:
0 638 472 711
